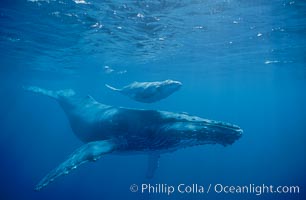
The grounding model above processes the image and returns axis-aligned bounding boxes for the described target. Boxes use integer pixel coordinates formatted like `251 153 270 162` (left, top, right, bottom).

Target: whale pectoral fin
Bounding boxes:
146 153 160 179
35 140 116 191
105 84 120 92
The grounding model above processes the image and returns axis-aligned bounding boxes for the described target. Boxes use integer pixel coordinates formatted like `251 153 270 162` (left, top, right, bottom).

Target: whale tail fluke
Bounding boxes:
23 86 75 99
105 84 120 92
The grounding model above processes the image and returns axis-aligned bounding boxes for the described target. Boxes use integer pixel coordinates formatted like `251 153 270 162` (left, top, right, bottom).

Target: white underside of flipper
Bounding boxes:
35 140 116 191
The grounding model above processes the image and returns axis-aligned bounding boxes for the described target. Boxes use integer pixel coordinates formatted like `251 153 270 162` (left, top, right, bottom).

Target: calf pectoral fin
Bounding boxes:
35 140 116 191
146 153 160 179
105 84 120 92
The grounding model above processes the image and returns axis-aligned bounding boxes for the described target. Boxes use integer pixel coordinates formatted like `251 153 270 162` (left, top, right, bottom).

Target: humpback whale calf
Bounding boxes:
105 79 182 103
24 86 242 191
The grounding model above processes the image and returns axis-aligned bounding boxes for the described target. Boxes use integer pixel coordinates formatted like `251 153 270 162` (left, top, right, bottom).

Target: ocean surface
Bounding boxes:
0 0 305 199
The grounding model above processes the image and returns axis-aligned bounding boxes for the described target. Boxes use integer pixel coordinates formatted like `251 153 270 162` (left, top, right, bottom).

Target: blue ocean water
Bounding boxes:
0 0 305 199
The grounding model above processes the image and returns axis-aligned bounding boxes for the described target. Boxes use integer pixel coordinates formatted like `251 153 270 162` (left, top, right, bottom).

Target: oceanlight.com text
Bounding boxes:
129 183 300 196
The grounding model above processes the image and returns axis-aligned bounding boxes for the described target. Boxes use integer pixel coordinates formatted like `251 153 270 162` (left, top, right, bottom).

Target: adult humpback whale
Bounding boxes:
24 86 242 191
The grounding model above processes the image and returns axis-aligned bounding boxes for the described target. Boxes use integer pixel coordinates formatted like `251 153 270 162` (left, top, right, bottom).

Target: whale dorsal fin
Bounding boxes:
35 140 117 191
86 95 96 102
80 95 98 105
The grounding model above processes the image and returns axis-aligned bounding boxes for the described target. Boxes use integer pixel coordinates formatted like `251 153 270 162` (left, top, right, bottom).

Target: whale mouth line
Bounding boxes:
159 119 243 147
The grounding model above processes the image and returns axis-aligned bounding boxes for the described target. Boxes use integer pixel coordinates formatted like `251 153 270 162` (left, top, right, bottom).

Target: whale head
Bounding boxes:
160 114 243 147
192 120 243 146
160 79 182 94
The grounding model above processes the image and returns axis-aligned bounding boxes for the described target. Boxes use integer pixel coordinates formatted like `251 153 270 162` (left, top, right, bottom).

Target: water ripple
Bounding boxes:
1 0 305 74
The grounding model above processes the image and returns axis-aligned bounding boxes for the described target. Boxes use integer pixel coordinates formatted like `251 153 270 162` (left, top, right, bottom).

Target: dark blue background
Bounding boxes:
0 0 305 199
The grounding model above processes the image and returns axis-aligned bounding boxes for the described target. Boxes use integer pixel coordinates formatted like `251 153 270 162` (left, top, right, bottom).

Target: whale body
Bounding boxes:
105 79 182 103
24 86 242 191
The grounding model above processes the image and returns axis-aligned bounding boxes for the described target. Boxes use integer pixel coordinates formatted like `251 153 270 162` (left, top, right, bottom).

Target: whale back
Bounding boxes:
57 95 114 142
24 86 112 142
